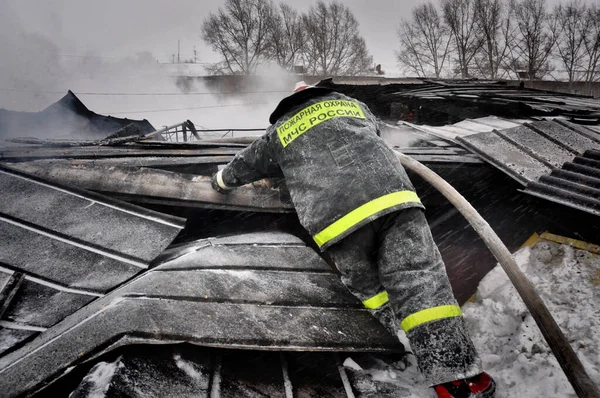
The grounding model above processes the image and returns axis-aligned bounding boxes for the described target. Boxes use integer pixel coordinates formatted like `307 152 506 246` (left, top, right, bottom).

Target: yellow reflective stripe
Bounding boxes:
401 305 463 332
314 191 421 247
362 291 389 309
277 99 366 148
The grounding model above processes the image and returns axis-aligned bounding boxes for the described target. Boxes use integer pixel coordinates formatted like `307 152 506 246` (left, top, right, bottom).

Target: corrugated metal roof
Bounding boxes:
0 232 402 397
456 120 600 216
524 149 600 216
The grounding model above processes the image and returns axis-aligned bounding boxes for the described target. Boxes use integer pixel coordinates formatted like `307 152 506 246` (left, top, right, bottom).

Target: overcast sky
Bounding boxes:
3 0 423 71
0 0 584 126
4 0 582 72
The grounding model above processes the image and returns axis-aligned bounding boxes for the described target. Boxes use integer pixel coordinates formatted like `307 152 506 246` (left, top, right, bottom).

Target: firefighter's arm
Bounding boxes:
211 133 281 193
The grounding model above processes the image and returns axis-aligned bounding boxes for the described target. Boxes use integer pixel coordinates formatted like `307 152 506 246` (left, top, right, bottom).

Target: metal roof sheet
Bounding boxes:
0 232 401 397
524 149 600 216
0 165 184 355
400 117 527 142
456 120 600 216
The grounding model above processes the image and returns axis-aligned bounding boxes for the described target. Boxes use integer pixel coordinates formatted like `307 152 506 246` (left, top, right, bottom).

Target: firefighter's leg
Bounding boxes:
377 208 482 386
326 223 396 335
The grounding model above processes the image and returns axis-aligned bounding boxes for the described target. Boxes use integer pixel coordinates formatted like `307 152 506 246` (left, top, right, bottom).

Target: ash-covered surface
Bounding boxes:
0 328 38 356
497 125 576 168
531 120 600 154
457 130 551 184
2 279 95 328
0 165 184 357
53 345 417 398
0 232 403 397
37 236 600 398
157 245 331 271
69 348 212 398
525 149 600 216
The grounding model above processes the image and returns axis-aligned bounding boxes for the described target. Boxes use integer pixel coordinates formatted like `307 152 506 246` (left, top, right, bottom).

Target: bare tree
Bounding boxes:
507 0 556 79
302 1 373 75
551 0 587 84
397 3 452 78
583 4 600 87
442 0 482 78
267 3 305 70
473 0 511 78
201 0 276 75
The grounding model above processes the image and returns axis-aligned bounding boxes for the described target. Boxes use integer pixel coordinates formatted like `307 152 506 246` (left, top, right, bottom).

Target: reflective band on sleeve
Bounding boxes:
314 191 421 247
277 99 366 148
362 291 389 309
216 169 232 190
401 305 463 333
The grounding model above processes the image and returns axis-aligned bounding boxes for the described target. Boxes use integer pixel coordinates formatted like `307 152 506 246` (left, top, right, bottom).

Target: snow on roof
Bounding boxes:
462 234 600 397
399 116 527 142
341 233 600 397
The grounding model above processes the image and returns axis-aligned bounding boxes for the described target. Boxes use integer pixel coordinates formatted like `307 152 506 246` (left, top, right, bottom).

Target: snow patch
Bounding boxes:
343 357 363 371
341 241 599 397
173 354 204 381
344 354 430 397
463 243 600 397
69 357 123 398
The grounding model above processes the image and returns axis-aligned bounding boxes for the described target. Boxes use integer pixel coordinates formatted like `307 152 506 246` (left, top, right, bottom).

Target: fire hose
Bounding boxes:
394 150 599 398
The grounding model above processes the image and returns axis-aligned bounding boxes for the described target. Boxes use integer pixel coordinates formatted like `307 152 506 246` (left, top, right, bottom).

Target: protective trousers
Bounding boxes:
326 207 483 386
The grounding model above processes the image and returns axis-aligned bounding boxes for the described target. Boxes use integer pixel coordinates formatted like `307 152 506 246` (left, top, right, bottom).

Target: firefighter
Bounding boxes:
211 80 496 398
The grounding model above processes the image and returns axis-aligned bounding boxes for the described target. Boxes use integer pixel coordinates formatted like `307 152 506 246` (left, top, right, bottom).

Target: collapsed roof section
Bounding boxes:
1 80 599 396
0 232 401 397
327 80 600 126
0 91 155 140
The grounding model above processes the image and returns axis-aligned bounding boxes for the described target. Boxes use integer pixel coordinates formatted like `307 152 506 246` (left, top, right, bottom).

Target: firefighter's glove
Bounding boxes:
211 170 232 194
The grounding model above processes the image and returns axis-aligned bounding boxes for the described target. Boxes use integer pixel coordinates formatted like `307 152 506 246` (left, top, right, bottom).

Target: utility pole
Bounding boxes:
177 40 180 64
194 46 198 63
172 54 175 64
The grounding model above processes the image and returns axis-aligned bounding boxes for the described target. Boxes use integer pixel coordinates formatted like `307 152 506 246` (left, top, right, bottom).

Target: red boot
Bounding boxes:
433 372 496 398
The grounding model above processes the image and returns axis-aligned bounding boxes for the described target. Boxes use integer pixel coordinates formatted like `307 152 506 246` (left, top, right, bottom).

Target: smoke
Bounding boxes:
0 6 65 111
0 2 298 140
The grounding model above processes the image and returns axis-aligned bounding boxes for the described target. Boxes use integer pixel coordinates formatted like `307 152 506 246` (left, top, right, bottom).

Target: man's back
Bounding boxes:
220 90 423 250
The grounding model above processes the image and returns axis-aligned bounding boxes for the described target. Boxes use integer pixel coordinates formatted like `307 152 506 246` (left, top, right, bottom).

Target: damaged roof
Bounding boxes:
2 79 600 396
328 80 600 125
0 91 155 140
0 231 401 397
0 164 185 356
456 119 600 216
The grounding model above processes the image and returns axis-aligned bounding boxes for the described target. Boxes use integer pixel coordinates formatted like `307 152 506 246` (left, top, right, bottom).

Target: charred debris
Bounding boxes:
0 79 599 397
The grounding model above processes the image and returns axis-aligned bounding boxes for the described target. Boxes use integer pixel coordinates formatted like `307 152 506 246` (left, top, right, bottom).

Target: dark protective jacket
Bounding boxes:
219 89 424 250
